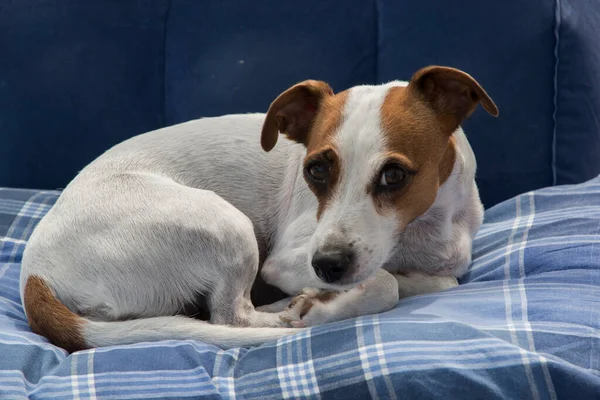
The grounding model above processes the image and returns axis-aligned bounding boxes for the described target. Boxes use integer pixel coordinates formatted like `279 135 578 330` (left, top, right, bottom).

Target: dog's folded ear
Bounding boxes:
408 66 499 132
261 80 334 152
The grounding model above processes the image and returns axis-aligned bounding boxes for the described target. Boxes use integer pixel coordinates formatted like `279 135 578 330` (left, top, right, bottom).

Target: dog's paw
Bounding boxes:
277 288 323 327
278 286 363 328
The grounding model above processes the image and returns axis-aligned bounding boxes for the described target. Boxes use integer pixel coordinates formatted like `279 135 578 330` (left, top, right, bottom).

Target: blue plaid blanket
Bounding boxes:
1 177 600 399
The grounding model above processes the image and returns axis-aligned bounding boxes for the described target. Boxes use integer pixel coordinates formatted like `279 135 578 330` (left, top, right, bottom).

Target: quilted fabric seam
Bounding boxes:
551 0 561 186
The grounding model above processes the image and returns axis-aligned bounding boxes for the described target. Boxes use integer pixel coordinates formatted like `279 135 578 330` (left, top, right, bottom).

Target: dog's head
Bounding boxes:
261 66 498 288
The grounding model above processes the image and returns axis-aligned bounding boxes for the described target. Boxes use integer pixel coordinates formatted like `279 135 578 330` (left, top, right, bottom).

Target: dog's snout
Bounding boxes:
311 251 351 283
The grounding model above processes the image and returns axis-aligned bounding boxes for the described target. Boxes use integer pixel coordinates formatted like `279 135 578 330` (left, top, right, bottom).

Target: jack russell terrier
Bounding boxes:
20 66 498 352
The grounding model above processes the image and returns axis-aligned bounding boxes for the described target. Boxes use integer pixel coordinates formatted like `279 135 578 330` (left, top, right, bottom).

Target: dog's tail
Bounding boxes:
23 275 302 353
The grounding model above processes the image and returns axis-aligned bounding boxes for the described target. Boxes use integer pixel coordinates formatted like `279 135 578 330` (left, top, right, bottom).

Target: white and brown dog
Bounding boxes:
20 66 498 352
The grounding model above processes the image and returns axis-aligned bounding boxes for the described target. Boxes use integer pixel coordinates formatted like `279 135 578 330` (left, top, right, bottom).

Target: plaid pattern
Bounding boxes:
1 178 600 399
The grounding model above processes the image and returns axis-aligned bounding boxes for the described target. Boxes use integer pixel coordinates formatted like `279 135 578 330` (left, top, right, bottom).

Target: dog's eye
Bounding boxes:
306 162 329 183
379 165 406 187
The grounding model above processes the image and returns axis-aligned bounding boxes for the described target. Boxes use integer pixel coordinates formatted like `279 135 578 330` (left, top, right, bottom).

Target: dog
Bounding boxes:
20 66 498 352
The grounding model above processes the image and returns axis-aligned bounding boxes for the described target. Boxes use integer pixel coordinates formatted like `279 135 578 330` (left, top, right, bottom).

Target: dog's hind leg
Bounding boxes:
155 183 293 329
145 181 293 329
205 228 293 328
41 171 293 330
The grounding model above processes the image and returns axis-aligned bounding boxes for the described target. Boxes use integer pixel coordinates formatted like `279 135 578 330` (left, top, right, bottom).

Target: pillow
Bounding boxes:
1 177 599 398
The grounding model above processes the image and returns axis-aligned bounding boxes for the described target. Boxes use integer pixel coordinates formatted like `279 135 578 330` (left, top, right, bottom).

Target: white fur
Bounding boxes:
20 80 483 349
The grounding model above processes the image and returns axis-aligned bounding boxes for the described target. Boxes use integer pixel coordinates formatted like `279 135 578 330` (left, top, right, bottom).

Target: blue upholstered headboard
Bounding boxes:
1 0 599 208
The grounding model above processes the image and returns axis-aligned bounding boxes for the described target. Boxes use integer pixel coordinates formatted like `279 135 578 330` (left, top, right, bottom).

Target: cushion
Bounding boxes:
1 177 600 398
3 0 600 209
554 0 600 186
0 0 168 190
164 0 376 125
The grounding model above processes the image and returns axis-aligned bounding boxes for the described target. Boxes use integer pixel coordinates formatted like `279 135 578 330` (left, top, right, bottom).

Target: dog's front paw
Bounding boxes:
278 287 360 328
278 288 325 327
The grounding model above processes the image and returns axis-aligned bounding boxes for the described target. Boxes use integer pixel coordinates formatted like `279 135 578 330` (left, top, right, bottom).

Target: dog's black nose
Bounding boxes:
311 251 350 283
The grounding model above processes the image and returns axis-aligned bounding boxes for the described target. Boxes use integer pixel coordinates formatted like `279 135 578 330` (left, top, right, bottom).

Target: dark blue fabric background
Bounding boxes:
1 0 599 207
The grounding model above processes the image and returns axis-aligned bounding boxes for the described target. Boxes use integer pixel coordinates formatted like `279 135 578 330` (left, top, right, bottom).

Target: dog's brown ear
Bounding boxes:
408 66 499 132
261 80 334 152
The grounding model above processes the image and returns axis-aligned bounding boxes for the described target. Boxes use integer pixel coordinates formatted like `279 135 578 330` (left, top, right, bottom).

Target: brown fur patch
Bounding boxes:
314 290 339 303
298 298 314 318
303 90 349 219
23 275 88 353
409 66 498 132
288 290 339 319
261 80 334 152
378 66 497 229
378 86 451 227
